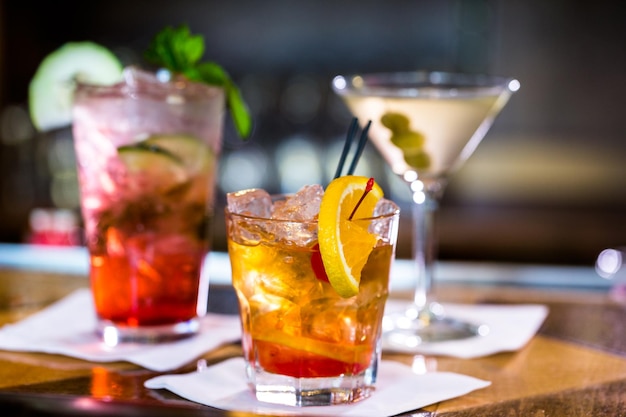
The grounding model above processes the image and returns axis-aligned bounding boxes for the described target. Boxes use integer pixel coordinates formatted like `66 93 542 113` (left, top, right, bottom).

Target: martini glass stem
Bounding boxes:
389 177 483 343
408 179 444 323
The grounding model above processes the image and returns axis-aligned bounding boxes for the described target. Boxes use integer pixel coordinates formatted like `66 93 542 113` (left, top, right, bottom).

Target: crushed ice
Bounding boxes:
227 185 398 247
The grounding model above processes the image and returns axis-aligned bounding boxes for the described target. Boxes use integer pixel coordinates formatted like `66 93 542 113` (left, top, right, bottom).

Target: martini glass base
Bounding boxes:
382 303 486 350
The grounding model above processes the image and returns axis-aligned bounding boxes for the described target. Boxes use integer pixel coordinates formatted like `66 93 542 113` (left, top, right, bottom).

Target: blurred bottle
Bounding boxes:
26 208 80 246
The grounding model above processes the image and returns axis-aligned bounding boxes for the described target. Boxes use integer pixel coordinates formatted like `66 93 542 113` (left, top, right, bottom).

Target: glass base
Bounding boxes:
382 302 487 349
96 318 200 346
249 367 376 407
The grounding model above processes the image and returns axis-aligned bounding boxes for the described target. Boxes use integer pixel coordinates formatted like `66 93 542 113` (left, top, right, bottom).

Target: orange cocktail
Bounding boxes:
226 179 399 406
231 243 393 377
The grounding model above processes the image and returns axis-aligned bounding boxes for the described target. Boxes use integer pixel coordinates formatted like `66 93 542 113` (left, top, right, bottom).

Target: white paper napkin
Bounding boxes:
145 357 490 416
0 289 241 371
382 300 548 357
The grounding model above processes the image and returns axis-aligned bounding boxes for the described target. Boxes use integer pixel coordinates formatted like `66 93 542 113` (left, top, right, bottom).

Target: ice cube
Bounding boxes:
260 185 322 247
227 188 273 218
227 189 275 245
228 185 324 247
373 198 399 217
369 198 400 237
260 275 317 304
272 184 323 221
303 298 359 343
249 295 303 336
269 221 317 247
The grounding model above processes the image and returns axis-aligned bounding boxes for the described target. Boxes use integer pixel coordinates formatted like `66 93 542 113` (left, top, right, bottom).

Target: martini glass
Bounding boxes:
332 71 519 348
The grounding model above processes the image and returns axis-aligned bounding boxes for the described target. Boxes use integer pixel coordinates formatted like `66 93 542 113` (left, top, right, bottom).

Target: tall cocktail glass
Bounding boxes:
226 186 399 406
332 71 519 347
72 67 225 344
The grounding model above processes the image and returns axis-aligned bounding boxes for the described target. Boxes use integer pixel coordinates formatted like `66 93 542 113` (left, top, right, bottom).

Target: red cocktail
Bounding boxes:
72 67 224 343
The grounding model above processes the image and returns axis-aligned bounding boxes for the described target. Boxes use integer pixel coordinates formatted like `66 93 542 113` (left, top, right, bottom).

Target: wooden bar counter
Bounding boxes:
0 263 625 416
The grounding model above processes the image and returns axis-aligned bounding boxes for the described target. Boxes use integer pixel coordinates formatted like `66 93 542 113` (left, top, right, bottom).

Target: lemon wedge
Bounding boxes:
318 176 383 298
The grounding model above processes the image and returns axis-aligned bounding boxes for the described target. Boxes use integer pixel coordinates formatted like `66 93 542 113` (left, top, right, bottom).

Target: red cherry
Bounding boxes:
311 243 329 283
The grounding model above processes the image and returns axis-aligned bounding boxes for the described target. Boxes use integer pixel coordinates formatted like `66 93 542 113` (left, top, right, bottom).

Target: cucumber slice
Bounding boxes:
142 134 215 173
29 42 123 132
117 144 189 194
140 134 217 203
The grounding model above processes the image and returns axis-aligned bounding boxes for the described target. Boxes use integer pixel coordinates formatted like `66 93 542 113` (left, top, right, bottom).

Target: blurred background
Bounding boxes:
0 0 625 266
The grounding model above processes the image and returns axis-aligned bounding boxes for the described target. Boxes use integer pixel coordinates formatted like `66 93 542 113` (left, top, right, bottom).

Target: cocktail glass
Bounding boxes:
226 186 399 406
72 67 225 344
332 71 519 347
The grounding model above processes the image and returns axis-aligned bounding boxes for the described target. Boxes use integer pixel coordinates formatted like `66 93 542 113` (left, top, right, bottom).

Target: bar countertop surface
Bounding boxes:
0 247 625 416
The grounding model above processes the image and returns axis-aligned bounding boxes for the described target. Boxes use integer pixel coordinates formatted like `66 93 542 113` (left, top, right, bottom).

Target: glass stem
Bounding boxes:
409 179 444 319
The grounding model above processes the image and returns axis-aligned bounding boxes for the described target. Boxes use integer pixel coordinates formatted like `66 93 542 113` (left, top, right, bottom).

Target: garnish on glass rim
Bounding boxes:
28 42 124 132
311 176 374 283
311 117 381 294
144 25 252 139
317 175 383 297
27 25 252 139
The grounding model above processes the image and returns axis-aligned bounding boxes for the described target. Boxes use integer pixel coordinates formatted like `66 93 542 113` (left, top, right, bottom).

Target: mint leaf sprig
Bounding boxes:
144 25 252 140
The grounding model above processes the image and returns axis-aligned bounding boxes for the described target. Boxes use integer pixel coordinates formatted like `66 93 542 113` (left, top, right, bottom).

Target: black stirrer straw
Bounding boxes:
333 118 359 179
333 119 372 179
347 120 371 175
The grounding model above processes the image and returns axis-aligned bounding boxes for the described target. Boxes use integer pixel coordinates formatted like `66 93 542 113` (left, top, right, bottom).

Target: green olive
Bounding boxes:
404 150 431 169
381 112 410 133
381 111 431 169
390 131 426 151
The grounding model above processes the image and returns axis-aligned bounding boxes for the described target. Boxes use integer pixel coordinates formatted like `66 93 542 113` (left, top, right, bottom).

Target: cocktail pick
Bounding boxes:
348 177 375 220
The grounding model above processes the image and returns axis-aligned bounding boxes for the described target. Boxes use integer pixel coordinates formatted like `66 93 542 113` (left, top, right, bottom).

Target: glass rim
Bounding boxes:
332 70 520 98
225 197 400 224
74 66 224 101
